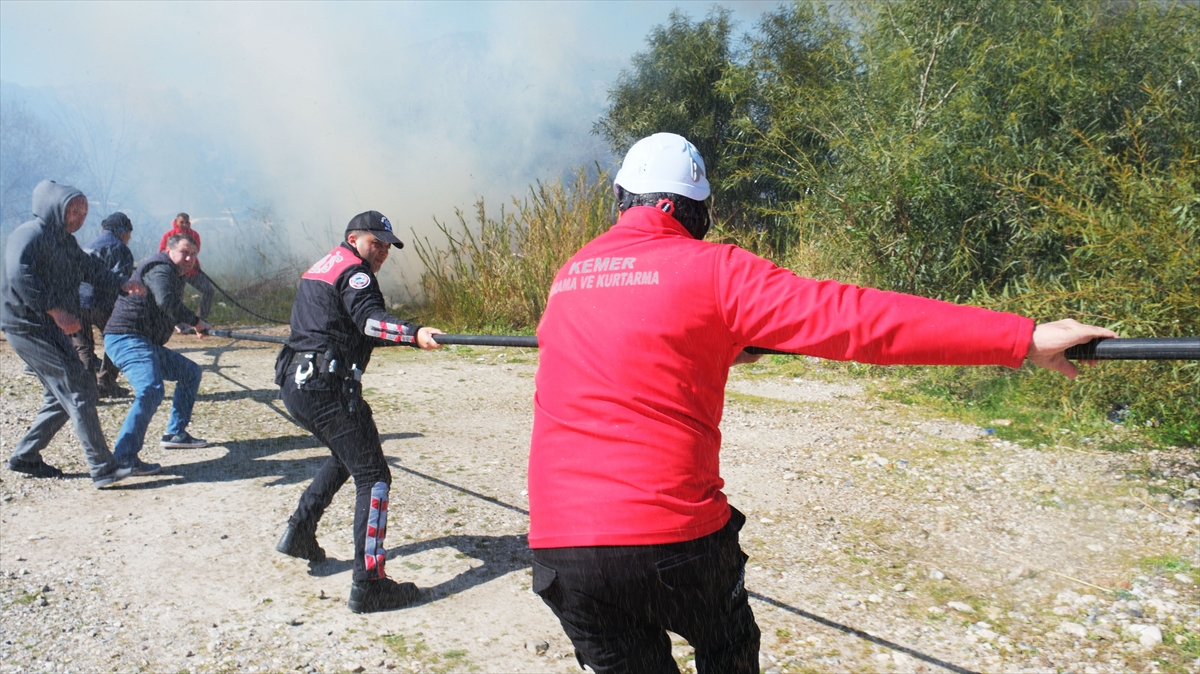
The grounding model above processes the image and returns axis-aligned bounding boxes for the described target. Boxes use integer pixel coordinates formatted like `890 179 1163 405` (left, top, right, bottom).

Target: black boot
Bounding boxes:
275 523 325 562
8 458 64 478
348 578 421 613
97 383 130 399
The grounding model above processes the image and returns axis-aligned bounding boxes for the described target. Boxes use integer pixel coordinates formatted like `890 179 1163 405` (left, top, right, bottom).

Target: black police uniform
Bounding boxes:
275 221 423 611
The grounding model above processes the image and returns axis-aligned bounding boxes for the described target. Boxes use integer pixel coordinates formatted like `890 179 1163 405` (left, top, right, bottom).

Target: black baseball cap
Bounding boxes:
101 212 133 234
346 210 404 249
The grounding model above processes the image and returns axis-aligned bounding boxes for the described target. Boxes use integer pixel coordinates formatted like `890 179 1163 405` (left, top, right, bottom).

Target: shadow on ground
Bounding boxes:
109 432 423 490
306 533 532 609
195 388 279 403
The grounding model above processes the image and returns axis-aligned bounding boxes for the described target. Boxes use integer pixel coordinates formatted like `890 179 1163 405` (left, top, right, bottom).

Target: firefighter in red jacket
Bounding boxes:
528 133 1116 672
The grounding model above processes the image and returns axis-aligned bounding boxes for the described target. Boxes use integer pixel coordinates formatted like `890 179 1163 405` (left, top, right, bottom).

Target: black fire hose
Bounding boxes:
744 337 1200 361
433 334 539 348
204 331 1198 360
205 331 539 348
208 329 289 344
197 270 290 325
424 335 1199 360
426 335 1200 359
1060 337 1199 361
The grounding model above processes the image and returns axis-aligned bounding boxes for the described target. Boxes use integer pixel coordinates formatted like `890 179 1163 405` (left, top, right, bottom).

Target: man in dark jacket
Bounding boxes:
103 234 214 475
273 210 444 614
73 212 136 398
1 180 147 487
158 212 214 332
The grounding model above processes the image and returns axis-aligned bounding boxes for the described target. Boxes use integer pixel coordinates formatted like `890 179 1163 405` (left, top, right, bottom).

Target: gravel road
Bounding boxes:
1 335 1197 673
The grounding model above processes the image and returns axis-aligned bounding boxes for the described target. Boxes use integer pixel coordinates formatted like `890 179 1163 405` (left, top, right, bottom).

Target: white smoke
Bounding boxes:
0 1 772 299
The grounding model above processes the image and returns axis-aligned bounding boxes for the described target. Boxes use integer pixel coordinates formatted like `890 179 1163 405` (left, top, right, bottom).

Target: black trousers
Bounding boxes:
69 308 120 388
532 508 760 674
279 370 391 582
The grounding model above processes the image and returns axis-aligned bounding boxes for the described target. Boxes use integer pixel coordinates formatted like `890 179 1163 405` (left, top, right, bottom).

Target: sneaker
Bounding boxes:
125 460 162 476
7 458 64 478
161 432 207 449
275 524 326 562
93 465 134 489
97 384 130 399
347 578 421 614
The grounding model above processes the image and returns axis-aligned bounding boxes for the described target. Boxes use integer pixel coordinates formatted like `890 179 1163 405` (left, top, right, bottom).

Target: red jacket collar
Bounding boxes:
615 206 693 239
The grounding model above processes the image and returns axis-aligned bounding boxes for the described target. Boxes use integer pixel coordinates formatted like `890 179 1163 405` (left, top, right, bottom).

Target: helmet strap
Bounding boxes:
655 198 675 215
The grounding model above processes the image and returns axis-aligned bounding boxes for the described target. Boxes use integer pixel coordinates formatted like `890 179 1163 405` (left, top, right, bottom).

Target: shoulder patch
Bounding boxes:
302 246 360 285
348 272 372 290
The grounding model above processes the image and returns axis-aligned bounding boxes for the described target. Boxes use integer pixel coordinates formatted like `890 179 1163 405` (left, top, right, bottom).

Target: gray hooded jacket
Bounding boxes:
1 180 125 333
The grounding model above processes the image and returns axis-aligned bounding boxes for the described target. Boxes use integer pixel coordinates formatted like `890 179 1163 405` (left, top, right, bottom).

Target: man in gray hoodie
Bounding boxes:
1 180 147 487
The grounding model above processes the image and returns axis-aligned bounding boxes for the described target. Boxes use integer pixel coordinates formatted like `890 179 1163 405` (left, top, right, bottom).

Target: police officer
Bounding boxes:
274 210 444 614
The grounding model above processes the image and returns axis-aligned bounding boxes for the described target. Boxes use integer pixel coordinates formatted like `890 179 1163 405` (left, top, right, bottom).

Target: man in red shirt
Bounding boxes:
528 133 1116 672
158 213 214 330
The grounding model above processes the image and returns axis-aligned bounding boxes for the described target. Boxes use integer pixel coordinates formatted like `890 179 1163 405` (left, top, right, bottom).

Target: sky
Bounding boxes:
0 0 777 297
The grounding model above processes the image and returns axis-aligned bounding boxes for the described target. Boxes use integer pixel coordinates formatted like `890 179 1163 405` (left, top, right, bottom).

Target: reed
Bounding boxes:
413 167 614 333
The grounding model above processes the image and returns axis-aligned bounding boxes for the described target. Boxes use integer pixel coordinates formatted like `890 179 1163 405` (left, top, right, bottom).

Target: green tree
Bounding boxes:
986 126 1199 443
593 8 742 214
720 0 1199 438
728 0 1198 297
718 1 856 253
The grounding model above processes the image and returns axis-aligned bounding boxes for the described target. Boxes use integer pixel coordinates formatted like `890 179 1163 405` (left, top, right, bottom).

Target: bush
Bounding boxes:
726 0 1200 443
414 168 613 333
982 129 1199 444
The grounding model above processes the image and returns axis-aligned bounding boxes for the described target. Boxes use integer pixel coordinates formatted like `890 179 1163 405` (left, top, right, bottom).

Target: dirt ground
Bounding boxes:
1 334 1197 673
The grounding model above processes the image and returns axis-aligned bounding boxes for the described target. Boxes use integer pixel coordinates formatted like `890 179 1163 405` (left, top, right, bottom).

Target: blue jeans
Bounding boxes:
103 333 202 466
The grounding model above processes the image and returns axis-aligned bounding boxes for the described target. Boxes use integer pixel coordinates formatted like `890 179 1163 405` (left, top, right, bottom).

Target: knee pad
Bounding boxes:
364 481 389 580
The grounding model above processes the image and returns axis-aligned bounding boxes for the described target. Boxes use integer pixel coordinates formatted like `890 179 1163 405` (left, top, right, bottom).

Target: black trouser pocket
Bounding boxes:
727 506 747 533
655 552 708 592
532 560 559 598
655 536 749 617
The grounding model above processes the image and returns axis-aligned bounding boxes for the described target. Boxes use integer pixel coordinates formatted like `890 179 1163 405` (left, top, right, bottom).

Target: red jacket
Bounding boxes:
528 206 1033 549
159 225 201 276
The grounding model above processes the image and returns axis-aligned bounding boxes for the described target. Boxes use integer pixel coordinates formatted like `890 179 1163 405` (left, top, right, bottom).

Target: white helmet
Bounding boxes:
613 133 710 201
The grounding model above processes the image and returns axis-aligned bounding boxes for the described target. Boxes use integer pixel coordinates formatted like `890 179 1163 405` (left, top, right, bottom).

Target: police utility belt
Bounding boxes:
289 350 367 413
291 351 362 386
